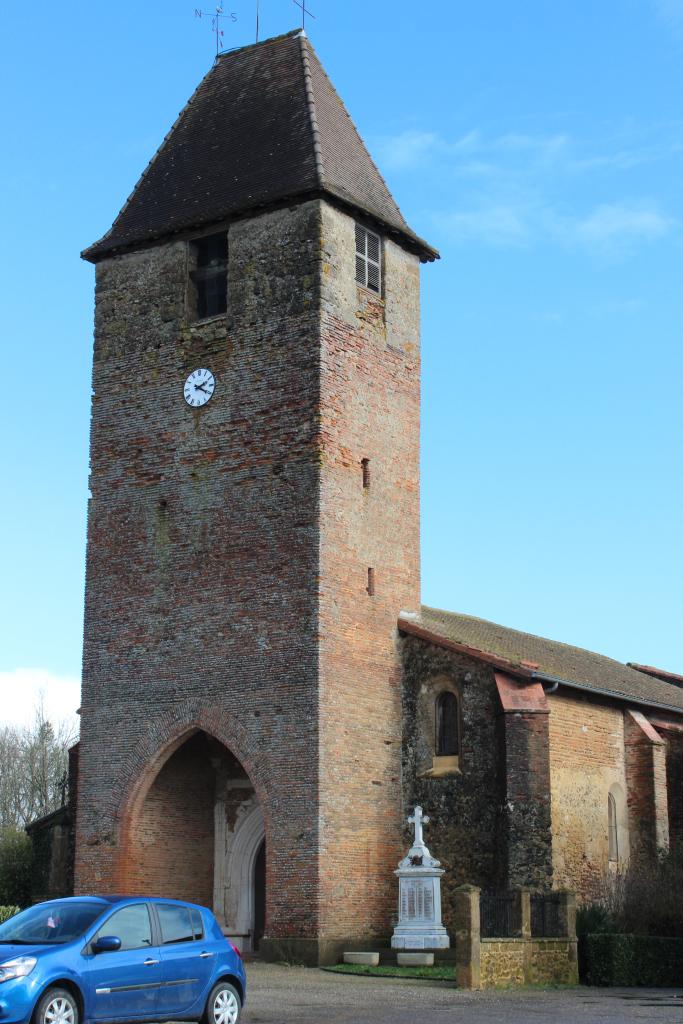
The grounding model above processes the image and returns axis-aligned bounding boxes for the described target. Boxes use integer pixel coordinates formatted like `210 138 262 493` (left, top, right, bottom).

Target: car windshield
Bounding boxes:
0 901 106 945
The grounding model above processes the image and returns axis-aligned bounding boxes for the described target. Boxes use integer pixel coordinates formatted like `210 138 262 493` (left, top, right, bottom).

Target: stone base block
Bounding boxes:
391 927 450 950
343 952 380 966
397 952 434 966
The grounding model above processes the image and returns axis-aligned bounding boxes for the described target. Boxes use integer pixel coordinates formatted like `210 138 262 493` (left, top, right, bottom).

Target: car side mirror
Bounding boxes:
93 936 122 954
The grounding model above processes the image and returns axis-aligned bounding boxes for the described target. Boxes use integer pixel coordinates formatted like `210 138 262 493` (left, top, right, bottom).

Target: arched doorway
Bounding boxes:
122 730 265 952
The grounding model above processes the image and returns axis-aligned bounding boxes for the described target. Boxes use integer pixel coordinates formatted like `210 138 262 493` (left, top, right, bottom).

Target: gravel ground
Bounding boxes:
242 962 683 1024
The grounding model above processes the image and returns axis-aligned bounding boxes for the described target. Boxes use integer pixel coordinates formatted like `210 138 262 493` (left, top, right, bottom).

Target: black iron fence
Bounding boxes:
530 892 563 937
480 890 567 938
480 891 516 938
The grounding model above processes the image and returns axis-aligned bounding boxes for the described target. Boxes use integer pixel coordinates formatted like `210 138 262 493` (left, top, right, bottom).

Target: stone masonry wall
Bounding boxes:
317 205 422 939
548 692 628 900
401 639 505 935
480 940 525 987
501 706 553 890
481 939 578 988
77 201 324 942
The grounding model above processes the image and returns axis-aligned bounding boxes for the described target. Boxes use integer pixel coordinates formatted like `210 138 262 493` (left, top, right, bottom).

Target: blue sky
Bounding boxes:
1 0 682 724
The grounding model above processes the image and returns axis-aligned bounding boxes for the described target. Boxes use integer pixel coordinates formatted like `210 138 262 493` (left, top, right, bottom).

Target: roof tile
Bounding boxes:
83 31 436 262
401 606 683 714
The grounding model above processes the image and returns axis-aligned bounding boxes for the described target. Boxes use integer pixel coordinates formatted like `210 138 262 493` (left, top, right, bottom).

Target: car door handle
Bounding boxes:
199 952 214 958
144 958 160 965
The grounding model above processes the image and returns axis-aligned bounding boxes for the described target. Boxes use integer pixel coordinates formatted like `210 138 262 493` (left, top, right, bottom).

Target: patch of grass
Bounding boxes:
321 963 455 981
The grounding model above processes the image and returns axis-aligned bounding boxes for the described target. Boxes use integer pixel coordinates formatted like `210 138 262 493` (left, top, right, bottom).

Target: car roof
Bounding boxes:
92 895 209 910
33 896 111 907
35 895 211 912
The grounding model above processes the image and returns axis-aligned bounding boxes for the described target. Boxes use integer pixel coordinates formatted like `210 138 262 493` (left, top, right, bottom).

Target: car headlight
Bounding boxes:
0 957 37 982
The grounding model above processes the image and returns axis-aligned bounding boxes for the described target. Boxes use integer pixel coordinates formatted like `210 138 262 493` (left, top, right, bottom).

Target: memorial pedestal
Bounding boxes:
391 806 450 951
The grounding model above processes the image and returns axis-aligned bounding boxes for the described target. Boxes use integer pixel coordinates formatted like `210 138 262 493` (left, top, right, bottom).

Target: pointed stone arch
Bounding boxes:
112 700 271 939
115 698 270 859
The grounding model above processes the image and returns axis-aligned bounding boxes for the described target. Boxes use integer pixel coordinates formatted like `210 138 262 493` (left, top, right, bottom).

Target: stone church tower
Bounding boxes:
77 30 437 963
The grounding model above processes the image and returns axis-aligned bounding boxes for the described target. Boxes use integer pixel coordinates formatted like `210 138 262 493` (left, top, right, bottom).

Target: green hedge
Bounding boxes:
582 933 683 986
0 906 20 924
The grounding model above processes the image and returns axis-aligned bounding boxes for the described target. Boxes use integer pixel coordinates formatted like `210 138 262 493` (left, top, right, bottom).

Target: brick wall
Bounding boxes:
663 728 683 850
548 692 627 899
624 710 669 864
317 205 421 939
125 733 215 906
77 201 324 942
77 197 424 961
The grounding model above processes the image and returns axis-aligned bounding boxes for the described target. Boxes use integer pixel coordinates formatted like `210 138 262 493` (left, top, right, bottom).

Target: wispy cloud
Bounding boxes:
0 669 80 729
377 124 680 254
443 204 532 247
376 126 678 177
374 129 479 170
439 198 677 252
374 130 440 170
574 203 675 246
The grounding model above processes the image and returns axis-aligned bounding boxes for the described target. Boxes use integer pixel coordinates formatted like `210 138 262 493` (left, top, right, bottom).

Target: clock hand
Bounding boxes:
194 383 209 394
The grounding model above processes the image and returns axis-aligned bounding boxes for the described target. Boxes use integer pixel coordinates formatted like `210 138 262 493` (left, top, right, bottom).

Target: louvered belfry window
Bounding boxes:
355 224 382 293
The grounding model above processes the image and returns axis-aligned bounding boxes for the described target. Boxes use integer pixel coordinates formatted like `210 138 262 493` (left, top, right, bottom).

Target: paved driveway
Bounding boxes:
243 963 683 1024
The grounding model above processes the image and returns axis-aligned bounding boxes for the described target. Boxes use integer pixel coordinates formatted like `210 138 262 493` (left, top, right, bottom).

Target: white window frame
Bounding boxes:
355 224 382 294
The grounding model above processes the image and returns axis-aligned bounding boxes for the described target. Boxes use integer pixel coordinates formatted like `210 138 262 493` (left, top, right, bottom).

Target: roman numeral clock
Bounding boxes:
184 367 216 407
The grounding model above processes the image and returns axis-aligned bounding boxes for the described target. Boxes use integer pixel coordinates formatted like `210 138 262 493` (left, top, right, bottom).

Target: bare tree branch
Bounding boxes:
0 698 78 829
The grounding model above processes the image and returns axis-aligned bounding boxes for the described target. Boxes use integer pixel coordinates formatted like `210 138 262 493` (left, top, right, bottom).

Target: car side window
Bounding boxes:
95 904 152 951
157 904 194 944
190 909 204 941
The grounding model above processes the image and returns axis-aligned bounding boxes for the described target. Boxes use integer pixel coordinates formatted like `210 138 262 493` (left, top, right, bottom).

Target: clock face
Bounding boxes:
183 368 215 408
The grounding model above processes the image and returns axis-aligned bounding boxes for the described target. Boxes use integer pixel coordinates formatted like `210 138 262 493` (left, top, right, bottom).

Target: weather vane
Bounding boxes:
195 4 237 55
293 0 315 30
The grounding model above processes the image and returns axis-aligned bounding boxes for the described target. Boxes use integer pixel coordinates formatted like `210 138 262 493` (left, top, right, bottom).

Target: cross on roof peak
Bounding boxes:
293 0 315 30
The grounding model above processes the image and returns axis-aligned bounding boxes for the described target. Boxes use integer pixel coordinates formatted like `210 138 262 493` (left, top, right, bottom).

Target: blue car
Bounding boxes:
0 896 246 1024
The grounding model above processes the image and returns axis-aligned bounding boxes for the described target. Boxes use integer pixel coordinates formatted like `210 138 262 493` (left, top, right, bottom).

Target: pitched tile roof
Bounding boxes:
398 607 683 715
627 663 683 688
83 31 437 263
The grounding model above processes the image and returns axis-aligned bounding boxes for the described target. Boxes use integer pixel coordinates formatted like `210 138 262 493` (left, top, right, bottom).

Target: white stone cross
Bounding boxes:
408 806 430 848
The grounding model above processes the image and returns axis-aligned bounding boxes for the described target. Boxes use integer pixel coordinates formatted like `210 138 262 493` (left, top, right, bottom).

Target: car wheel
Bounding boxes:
203 981 241 1024
33 988 79 1024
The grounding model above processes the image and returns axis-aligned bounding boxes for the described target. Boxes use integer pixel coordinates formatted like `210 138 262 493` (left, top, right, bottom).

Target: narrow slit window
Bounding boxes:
355 224 382 293
435 692 459 756
608 792 619 863
361 458 370 488
191 232 228 319
366 567 375 595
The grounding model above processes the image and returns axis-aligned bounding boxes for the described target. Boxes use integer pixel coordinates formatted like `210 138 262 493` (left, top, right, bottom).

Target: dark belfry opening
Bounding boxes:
436 692 459 756
191 232 228 319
